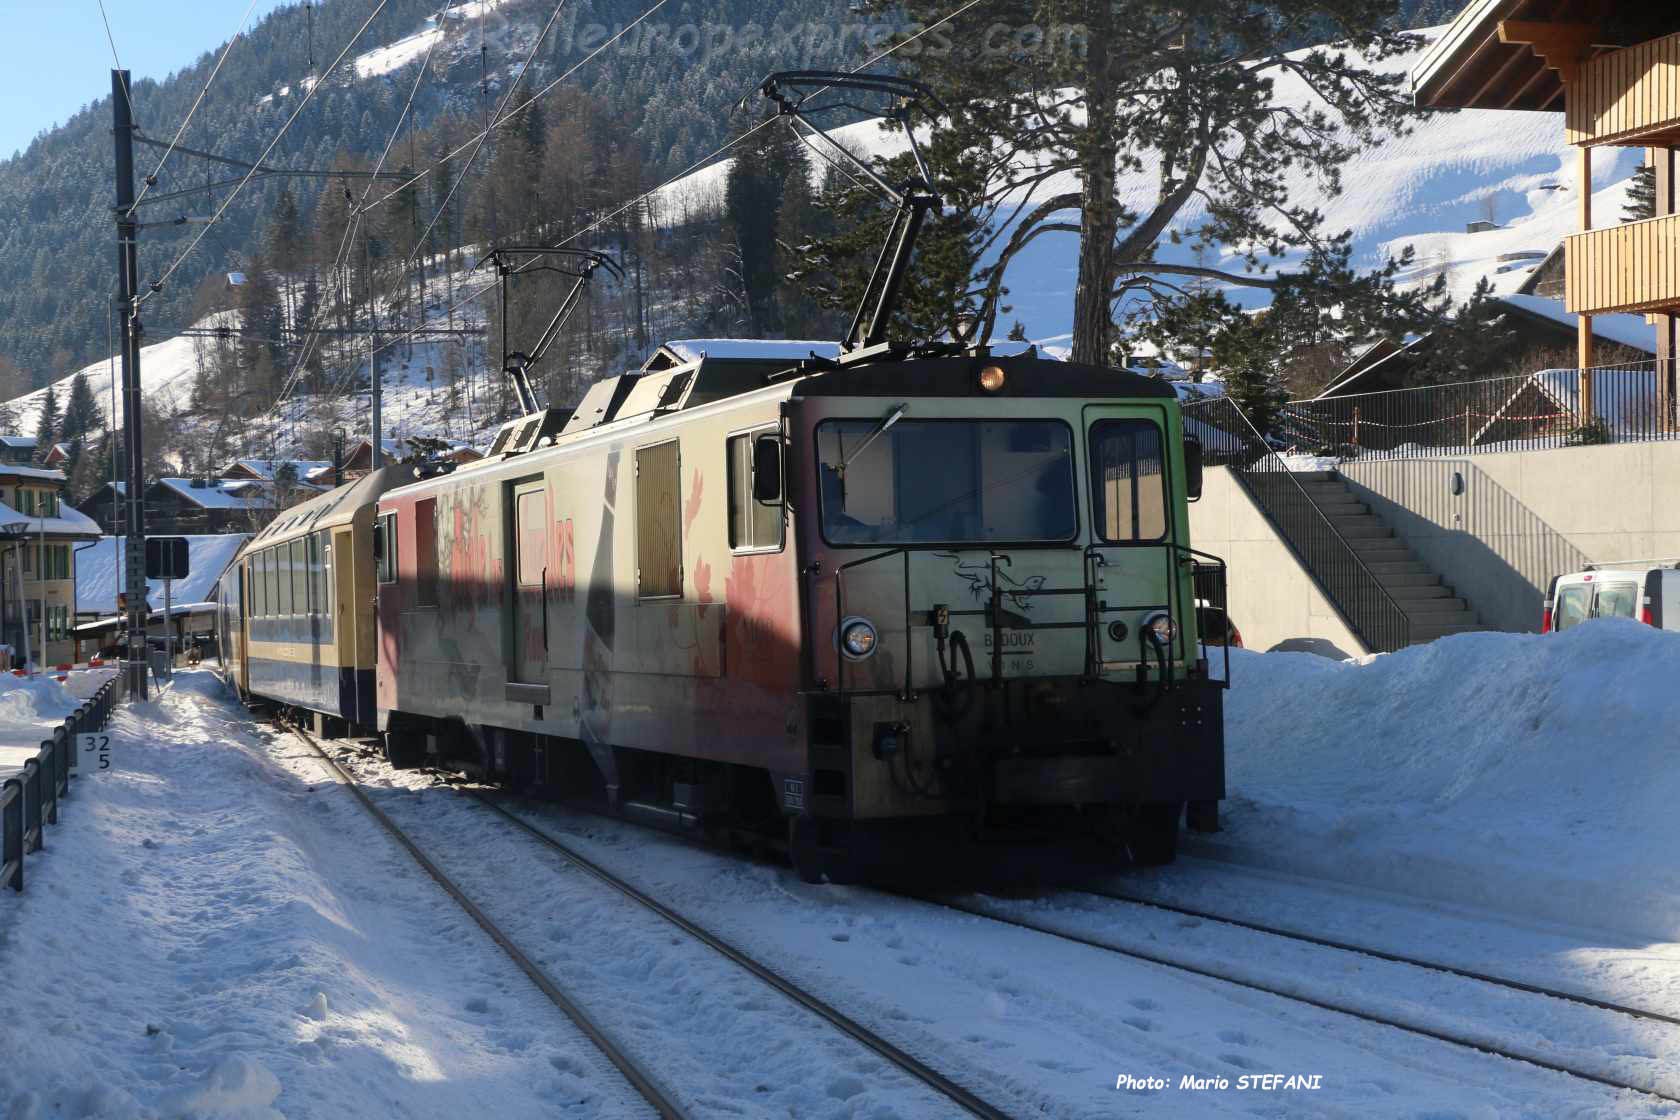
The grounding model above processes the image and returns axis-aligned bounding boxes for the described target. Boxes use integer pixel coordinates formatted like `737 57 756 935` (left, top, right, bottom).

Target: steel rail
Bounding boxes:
471 792 1016 1120
1071 884 1680 1029
904 892 1680 1107
284 721 689 1120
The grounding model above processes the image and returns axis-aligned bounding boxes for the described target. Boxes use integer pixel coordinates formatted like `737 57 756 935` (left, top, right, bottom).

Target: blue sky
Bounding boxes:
2 1 293 160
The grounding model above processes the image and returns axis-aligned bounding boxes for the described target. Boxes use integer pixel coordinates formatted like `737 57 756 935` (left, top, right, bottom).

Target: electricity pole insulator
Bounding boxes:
112 68 148 701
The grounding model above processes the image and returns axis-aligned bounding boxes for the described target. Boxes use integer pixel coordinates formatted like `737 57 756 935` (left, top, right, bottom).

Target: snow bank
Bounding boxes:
1209 621 1680 941
0 672 639 1119
0 674 83 779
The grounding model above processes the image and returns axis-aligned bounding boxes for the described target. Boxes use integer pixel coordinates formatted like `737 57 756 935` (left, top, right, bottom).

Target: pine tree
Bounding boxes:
1625 162 1657 223
723 125 805 335
61 372 101 444
876 0 1439 361
1425 277 1519 384
32 384 59 464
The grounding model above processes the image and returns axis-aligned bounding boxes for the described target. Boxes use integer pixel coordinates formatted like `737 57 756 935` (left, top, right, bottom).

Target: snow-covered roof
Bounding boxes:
155 478 274 511
0 464 67 482
1498 294 1655 354
657 339 842 364
74 534 247 615
0 500 102 538
0 435 36 450
223 458 333 481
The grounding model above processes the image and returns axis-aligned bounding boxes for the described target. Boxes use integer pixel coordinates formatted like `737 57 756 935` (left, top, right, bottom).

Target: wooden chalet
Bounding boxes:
1413 1 1680 423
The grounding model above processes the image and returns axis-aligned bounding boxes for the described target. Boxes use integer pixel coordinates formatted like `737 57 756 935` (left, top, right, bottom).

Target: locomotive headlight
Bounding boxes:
840 617 879 660
1142 611 1177 648
977 364 1006 392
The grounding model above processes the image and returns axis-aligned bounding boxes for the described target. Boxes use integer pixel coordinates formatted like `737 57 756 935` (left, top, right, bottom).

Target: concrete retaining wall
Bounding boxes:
1339 440 1680 633
1189 467 1367 658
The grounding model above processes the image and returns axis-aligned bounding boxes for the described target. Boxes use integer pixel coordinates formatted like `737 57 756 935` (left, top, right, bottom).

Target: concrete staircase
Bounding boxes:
1294 471 1479 644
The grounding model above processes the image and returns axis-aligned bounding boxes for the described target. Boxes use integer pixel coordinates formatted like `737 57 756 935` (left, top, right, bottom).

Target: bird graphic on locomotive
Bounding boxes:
219 72 1230 884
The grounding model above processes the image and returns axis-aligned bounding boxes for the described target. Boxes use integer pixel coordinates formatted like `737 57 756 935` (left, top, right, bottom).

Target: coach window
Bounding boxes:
290 538 308 618
727 431 783 552
375 512 397 584
415 498 439 606
277 541 293 618
260 547 273 617
635 440 682 598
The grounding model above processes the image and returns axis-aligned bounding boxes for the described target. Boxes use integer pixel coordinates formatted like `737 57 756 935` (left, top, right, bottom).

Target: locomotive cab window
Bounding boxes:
374 512 397 584
636 441 683 598
1089 418 1168 542
727 431 784 552
815 419 1075 545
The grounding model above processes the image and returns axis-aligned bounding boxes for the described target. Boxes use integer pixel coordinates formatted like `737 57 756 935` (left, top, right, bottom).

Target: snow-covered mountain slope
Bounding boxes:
6 27 1642 462
663 26 1643 355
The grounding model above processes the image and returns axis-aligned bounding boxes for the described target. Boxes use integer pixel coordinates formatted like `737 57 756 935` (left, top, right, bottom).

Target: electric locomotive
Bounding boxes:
224 72 1231 882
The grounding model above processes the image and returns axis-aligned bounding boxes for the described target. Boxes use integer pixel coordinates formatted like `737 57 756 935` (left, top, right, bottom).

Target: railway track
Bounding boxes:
282 720 1680 1109
285 720 688 1120
1072 883 1680 1029
283 720 1015 1120
910 889 1680 1106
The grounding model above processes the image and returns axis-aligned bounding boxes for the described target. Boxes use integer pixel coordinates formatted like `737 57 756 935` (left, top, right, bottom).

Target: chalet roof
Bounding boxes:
1317 295 1652 398
0 435 36 450
74 533 248 614
0 499 101 539
0 464 67 484
221 458 333 481
153 477 274 511
1499 292 1654 352
1412 1 1680 112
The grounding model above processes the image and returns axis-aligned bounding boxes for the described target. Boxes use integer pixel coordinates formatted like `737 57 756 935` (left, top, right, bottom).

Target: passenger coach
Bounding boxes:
218 466 409 732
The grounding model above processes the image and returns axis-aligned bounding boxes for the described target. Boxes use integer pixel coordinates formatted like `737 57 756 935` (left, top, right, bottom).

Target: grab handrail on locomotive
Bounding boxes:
217 72 1230 883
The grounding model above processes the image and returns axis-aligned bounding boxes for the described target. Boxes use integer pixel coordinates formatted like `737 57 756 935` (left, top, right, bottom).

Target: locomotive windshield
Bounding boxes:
816 418 1076 545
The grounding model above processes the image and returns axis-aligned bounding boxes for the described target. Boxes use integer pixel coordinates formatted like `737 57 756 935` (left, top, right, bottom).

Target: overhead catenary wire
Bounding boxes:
96 0 138 127
363 0 677 217
128 0 264 214
398 0 577 269
270 0 986 424
268 0 678 424
135 0 392 309
274 0 456 412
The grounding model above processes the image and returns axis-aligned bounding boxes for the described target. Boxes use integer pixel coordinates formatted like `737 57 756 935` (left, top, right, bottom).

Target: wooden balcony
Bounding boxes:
1565 213 1680 316
1565 32 1680 147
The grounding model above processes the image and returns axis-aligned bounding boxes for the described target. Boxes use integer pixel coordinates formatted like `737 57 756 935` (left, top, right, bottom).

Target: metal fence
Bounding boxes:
1278 359 1677 461
2 672 126 893
1186 396 1414 653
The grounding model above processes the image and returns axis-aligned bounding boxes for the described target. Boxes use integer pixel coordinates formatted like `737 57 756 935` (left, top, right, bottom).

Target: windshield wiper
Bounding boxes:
838 404 906 476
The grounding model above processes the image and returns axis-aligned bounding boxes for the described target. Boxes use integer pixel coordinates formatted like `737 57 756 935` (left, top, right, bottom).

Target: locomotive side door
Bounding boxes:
1083 403 1192 670
507 479 550 689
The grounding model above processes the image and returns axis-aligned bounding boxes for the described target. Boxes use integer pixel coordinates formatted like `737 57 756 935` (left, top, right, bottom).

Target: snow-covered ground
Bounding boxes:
1203 620 1680 944
0 673 654 1119
6 624 1679 1116
0 671 110 781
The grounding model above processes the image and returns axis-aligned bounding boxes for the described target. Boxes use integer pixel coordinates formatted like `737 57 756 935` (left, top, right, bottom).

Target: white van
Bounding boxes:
1542 561 1680 632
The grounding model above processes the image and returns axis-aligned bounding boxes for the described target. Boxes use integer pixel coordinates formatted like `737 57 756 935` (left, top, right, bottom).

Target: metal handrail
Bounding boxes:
4 670 125 892
1187 397 1412 653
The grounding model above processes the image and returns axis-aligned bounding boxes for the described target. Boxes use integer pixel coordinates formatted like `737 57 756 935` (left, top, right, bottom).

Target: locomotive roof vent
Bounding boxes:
489 405 573 458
